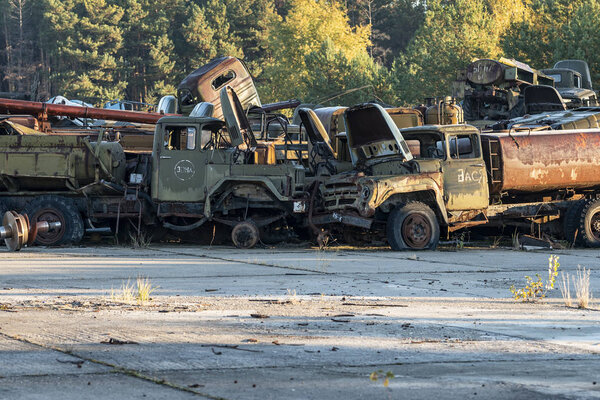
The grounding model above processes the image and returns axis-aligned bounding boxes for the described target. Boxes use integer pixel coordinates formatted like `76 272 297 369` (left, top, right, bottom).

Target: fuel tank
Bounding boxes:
481 129 600 194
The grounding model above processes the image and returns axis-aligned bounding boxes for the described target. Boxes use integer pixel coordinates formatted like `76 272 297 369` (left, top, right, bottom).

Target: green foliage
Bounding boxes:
260 0 371 103
44 0 128 103
510 255 560 302
391 0 508 105
301 38 394 105
117 0 183 103
2 0 599 107
369 369 394 387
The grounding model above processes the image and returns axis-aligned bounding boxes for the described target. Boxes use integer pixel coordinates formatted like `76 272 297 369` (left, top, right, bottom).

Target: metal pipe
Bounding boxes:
0 98 178 124
0 225 12 239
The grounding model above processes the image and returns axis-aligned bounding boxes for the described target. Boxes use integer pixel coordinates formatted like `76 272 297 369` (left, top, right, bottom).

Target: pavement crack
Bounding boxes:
0 331 230 400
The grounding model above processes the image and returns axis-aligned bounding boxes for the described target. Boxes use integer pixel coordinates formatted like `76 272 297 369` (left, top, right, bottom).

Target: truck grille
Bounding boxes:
322 182 359 211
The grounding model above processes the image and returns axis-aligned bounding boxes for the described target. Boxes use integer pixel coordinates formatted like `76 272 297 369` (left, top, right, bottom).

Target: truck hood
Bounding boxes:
344 103 413 163
220 86 258 148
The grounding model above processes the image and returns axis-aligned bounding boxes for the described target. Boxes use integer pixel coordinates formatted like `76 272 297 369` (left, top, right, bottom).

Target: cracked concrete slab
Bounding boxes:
0 245 599 399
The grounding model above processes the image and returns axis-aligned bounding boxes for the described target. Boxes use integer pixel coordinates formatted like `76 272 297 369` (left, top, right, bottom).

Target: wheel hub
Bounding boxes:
590 212 600 240
231 221 259 249
32 208 66 246
401 214 432 249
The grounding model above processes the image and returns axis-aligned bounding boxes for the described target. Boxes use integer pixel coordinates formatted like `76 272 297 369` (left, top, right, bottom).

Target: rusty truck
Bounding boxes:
300 103 600 250
0 86 308 248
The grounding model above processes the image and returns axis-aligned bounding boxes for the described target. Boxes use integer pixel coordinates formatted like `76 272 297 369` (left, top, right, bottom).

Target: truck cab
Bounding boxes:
149 86 307 248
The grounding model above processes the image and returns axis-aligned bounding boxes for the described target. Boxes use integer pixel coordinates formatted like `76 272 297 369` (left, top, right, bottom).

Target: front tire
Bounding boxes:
386 202 440 251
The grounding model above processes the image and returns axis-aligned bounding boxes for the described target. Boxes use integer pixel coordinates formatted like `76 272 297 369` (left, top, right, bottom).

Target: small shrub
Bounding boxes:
510 255 559 302
136 276 158 303
111 279 136 302
370 370 394 387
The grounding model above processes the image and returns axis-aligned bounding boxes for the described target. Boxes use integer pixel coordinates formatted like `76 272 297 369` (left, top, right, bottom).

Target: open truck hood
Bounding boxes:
220 85 258 149
344 103 412 162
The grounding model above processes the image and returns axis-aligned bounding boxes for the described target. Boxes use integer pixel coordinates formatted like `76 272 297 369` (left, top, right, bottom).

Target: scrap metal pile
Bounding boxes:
2 56 600 252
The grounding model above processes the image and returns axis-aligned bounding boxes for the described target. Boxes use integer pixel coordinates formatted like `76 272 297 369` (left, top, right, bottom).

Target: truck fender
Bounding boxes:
372 177 449 225
204 177 288 218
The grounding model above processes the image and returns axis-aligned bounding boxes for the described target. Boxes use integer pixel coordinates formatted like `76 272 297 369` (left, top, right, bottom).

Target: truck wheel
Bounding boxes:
563 199 586 245
231 221 259 249
24 196 84 246
578 198 600 247
387 202 440 251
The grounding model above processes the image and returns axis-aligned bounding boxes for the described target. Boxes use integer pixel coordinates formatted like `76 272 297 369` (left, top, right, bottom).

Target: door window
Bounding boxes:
164 126 197 150
448 135 479 159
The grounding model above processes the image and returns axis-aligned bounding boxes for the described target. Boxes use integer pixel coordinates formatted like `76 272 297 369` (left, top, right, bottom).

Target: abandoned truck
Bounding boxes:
0 86 307 248
301 103 600 250
453 58 554 121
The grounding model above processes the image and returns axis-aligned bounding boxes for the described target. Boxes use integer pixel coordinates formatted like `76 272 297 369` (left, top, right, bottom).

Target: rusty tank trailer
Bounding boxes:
481 129 600 196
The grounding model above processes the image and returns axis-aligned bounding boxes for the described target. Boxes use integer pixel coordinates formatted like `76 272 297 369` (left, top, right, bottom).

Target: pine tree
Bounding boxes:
180 0 242 73
117 0 184 104
392 0 524 105
44 0 127 104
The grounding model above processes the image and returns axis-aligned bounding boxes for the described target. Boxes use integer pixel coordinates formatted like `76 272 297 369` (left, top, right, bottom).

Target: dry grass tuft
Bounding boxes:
136 276 158 303
110 276 158 304
558 272 572 307
574 266 593 309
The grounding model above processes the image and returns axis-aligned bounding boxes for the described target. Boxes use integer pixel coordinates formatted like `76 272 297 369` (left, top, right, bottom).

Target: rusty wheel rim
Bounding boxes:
590 211 600 241
401 213 432 249
232 222 259 249
32 208 66 245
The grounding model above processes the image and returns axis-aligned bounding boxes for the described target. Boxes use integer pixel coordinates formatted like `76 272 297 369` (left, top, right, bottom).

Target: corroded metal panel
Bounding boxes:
482 129 600 193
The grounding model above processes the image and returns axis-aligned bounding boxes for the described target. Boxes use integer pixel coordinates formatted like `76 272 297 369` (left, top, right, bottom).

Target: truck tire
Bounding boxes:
563 199 586 245
578 198 600 247
24 196 84 246
231 220 259 249
387 202 440 251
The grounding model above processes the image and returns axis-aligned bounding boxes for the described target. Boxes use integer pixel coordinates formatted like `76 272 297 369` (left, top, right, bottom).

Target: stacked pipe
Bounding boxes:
0 98 177 124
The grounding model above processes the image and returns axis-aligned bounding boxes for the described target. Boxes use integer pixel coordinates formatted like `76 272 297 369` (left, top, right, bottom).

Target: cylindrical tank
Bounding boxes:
0 135 126 192
425 96 464 125
481 129 600 194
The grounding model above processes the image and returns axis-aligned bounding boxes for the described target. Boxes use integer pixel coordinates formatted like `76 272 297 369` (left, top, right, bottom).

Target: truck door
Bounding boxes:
154 124 212 202
441 133 489 211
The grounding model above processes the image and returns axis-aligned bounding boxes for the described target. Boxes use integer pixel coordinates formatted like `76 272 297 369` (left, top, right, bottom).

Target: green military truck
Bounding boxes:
0 86 307 248
302 103 600 250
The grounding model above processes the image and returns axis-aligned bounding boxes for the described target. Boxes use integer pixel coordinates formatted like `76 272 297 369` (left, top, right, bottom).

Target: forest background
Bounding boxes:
1 0 598 107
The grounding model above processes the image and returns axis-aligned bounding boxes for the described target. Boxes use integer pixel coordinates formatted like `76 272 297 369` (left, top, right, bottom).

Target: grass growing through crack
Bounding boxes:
129 229 152 249
575 266 593 308
558 266 594 309
510 255 559 302
110 276 158 304
559 272 572 307
370 370 395 387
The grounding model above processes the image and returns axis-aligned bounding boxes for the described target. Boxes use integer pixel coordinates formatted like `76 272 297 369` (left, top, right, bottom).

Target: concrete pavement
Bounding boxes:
0 245 599 399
